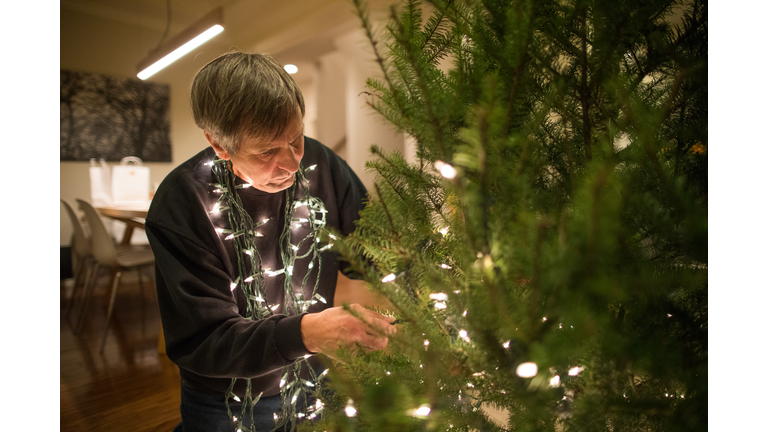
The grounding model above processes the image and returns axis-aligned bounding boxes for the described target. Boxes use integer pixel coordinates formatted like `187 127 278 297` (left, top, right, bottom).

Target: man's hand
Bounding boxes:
300 304 396 356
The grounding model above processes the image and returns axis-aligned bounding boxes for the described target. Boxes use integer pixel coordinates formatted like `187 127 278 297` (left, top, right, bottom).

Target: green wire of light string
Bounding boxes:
210 158 331 431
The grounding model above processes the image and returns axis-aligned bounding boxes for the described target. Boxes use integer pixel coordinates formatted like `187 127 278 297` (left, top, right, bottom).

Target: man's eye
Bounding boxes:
260 149 278 157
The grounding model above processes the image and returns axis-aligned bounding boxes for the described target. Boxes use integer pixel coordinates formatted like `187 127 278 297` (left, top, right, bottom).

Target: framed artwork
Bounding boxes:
60 69 171 162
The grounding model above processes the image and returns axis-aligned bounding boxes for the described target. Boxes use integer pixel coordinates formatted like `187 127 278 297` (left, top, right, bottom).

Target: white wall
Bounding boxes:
60 8 216 246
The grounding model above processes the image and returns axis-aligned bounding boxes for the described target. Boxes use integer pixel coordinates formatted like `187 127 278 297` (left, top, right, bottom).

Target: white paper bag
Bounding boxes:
89 158 112 206
111 157 150 206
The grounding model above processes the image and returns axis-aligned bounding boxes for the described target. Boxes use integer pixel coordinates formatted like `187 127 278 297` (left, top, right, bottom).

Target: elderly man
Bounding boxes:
145 51 394 432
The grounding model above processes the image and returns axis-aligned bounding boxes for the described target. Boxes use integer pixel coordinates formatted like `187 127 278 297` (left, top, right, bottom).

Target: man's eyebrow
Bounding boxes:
292 126 305 141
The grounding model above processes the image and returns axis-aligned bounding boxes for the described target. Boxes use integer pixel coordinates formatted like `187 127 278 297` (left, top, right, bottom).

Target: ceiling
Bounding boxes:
61 0 394 80
60 0 243 33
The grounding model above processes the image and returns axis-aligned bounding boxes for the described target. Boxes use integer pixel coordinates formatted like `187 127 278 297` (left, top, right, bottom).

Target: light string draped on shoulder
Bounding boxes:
208 157 332 431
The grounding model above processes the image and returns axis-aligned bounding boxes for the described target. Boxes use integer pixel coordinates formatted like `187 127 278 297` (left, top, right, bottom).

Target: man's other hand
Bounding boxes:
300 304 396 356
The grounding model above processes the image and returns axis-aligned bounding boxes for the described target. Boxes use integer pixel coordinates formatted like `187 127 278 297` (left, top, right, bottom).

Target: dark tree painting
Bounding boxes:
60 70 171 162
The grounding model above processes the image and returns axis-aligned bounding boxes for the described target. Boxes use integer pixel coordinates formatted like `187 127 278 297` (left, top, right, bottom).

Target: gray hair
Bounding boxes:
190 51 305 154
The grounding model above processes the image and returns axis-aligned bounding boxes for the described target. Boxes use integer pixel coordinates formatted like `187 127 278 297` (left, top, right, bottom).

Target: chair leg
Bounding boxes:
66 258 92 319
100 271 122 354
74 264 100 335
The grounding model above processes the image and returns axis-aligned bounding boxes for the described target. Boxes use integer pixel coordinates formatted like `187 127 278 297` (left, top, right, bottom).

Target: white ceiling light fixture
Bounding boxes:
284 64 298 74
137 7 224 80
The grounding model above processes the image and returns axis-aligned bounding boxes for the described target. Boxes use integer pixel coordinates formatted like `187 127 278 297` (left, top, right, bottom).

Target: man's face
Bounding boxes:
207 121 305 193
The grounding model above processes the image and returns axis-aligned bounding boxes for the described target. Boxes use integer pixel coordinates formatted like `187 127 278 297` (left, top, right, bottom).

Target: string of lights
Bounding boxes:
209 158 331 431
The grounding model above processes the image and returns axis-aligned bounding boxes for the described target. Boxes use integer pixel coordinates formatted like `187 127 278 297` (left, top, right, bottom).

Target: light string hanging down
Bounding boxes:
210 158 330 431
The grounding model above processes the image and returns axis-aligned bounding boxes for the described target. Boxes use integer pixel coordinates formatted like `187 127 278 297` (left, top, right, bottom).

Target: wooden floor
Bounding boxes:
59 269 391 431
60 269 181 432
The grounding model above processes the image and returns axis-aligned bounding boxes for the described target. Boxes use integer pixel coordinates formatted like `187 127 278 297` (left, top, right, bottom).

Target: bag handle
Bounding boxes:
120 156 143 166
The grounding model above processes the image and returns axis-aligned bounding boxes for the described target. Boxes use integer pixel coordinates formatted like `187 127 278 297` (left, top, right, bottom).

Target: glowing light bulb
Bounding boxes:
284 64 298 74
503 340 511 348
345 400 357 417
434 302 447 309
230 282 237 291
233 395 241 402
516 362 538 378
424 340 430 346
429 293 448 301
441 263 452 269
568 366 583 376
382 273 396 283
550 375 561 387
440 226 449 235
459 330 468 338
434 160 457 179
414 404 431 416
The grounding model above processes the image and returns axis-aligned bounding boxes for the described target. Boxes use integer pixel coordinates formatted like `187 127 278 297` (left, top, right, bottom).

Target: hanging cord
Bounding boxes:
152 0 172 53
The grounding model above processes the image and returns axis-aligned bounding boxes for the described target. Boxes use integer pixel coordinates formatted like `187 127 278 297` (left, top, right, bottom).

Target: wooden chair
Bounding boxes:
75 199 156 354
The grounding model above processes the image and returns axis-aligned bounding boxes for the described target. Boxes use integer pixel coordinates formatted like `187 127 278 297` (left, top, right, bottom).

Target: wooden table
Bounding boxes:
95 205 149 245
94 204 166 354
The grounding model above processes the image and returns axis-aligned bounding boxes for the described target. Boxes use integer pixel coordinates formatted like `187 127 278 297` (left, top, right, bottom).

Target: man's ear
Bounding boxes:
203 130 231 160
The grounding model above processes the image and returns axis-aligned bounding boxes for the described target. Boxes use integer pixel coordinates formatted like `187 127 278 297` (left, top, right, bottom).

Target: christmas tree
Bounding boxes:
308 0 707 430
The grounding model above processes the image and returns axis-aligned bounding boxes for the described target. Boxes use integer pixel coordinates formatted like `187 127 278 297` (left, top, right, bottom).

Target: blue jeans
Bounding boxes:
174 382 286 432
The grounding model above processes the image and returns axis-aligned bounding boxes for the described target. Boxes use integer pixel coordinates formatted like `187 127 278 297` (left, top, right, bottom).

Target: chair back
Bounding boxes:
61 199 90 259
76 199 119 268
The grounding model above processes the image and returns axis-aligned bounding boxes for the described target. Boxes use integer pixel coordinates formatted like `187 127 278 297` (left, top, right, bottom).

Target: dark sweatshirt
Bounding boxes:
145 138 367 397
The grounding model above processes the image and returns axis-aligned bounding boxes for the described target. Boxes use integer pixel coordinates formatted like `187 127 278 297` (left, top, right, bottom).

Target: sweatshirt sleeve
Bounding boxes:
320 142 369 280
146 217 311 379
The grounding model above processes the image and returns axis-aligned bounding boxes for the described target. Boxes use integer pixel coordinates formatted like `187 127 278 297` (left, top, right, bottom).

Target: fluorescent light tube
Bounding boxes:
138 25 223 80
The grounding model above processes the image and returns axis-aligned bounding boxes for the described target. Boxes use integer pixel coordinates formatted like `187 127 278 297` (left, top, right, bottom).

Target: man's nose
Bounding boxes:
277 146 301 173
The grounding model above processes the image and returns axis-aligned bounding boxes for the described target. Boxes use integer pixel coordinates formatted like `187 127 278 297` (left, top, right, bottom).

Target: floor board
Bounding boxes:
60 270 181 432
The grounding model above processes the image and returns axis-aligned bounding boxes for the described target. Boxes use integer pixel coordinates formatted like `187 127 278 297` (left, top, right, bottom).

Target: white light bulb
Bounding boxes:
429 293 448 301
459 330 468 338
434 302 447 309
434 160 457 179
284 64 298 74
503 340 511 349
345 400 357 417
414 404 431 416
440 226 449 235
568 366 583 376
549 375 561 387
382 273 396 283
230 282 237 291
516 362 538 378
